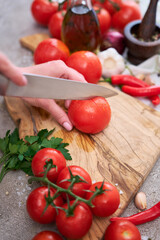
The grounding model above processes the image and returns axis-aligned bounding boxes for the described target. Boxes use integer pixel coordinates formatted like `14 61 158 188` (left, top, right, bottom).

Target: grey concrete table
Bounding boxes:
0 1 159 240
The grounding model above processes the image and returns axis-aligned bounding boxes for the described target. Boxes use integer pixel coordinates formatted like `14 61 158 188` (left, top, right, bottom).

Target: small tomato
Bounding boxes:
68 97 111 134
31 0 58 26
32 231 63 240
56 201 93 239
66 51 102 84
32 148 66 183
26 186 63 224
104 220 141 240
34 38 70 64
86 181 120 217
48 10 66 40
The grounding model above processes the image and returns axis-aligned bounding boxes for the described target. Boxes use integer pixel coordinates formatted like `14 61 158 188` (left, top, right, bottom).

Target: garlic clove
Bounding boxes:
134 191 147 210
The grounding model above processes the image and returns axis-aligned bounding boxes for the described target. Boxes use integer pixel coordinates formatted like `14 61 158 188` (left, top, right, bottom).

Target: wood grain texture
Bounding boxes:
4 34 160 239
19 33 50 52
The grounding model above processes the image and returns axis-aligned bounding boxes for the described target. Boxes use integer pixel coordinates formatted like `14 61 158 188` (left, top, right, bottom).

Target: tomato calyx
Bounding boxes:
92 180 111 196
98 0 121 11
28 161 107 215
43 158 57 174
108 0 121 11
43 185 60 215
64 167 88 188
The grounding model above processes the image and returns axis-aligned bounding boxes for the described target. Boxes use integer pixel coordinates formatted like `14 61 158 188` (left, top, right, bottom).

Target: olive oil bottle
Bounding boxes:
61 0 101 53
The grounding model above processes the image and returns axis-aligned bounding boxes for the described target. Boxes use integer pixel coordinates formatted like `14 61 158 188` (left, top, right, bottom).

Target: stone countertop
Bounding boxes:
0 1 159 240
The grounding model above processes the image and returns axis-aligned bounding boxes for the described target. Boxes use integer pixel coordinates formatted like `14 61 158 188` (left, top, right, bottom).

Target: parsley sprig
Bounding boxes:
0 128 72 182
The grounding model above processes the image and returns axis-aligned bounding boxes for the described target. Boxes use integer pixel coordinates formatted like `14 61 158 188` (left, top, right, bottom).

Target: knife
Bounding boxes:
0 73 117 100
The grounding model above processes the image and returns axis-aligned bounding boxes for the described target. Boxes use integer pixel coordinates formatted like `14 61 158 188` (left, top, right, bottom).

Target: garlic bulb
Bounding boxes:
97 48 125 78
134 192 147 210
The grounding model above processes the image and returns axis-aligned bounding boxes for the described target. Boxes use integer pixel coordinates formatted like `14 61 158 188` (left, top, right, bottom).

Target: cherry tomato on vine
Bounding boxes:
93 5 111 36
112 0 141 33
85 181 120 217
68 97 111 134
31 0 58 26
48 10 66 40
66 51 102 84
56 165 92 199
26 186 63 224
34 38 70 64
32 148 66 183
32 231 63 240
104 220 141 240
56 201 93 239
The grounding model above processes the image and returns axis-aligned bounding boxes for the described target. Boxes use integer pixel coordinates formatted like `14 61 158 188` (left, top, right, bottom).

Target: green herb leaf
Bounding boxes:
0 128 71 182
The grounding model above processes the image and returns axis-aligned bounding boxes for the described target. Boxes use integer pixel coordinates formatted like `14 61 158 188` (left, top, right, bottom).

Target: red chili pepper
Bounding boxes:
109 75 149 87
105 75 160 105
122 85 160 97
150 95 160 105
110 201 160 225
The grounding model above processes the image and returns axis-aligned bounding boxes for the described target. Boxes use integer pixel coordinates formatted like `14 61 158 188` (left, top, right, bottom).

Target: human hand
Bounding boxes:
0 53 86 131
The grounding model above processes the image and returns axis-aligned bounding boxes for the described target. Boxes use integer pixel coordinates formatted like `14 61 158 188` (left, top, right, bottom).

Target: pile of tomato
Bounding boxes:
26 147 141 240
31 0 141 37
30 0 142 135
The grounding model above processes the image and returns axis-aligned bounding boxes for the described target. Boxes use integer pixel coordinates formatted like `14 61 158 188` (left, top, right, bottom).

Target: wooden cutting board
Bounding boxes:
5 34 160 240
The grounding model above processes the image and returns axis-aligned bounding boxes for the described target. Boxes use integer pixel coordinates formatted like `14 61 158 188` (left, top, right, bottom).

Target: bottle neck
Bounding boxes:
70 0 92 9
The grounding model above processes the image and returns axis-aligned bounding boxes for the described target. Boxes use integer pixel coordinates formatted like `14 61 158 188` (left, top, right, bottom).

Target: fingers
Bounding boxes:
0 52 27 86
23 98 73 131
64 100 71 109
22 60 87 83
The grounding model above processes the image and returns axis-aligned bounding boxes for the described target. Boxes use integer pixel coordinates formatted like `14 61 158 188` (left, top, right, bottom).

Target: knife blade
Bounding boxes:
0 73 118 100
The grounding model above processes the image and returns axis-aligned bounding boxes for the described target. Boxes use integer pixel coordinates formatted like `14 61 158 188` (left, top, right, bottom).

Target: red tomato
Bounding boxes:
34 38 70 64
48 10 66 40
56 201 93 239
85 182 120 217
32 148 66 183
101 0 123 15
32 231 63 240
31 0 58 26
93 5 111 36
104 220 141 240
26 186 63 224
66 51 102 84
68 97 111 134
60 0 72 10
112 0 141 33
56 165 92 199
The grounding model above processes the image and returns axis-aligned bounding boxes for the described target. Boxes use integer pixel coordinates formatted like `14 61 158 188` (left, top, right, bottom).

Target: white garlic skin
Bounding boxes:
134 192 147 210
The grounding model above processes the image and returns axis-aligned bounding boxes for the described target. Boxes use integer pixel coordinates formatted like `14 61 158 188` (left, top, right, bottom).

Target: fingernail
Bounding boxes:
63 122 73 131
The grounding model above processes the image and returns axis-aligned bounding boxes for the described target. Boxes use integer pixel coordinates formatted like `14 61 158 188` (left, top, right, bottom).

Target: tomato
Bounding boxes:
32 231 63 240
31 0 58 26
48 10 66 40
32 148 66 183
111 0 141 33
66 51 102 84
85 182 120 217
101 0 123 15
93 5 111 36
56 201 93 239
56 165 92 199
26 186 63 224
104 220 141 240
34 38 70 64
68 97 111 134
